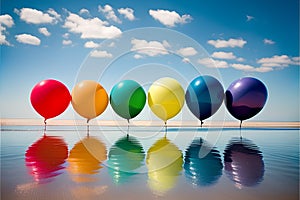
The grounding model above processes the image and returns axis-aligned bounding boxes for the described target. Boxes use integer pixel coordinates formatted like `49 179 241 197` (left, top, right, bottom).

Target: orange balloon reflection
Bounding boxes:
67 136 107 182
25 135 68 183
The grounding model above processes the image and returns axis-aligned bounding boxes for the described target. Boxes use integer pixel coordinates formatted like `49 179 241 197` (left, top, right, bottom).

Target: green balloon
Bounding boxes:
110 80 146 120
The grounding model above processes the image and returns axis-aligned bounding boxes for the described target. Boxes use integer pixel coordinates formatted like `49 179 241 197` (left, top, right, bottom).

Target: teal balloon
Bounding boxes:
110 80 146 120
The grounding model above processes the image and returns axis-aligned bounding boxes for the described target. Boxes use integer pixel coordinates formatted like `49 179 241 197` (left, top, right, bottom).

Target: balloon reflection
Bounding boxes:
184 138 223 187
224 137 265 188
67 136 107 182
25 135 68 183
107 135 145 185
146 137 183 195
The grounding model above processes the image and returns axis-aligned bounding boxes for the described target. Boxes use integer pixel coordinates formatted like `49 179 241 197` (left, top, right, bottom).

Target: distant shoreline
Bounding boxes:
1 118 299 128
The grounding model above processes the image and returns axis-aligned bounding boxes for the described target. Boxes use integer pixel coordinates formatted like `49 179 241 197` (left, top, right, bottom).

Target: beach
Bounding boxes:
1 118 299 128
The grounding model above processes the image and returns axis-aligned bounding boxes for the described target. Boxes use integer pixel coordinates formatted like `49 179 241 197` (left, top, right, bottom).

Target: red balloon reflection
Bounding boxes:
25 135 68 183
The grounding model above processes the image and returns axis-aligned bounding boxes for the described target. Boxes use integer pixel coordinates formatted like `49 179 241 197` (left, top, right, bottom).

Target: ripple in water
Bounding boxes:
184 138 223 187
224 137 265 189
25 135 68 183
107 135 145 185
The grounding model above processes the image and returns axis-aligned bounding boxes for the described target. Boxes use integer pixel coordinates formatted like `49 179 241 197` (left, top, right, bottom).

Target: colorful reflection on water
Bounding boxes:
1 127 299 199
68 136 107 182
224 137 265 189
184 138 223 187
25 134 68 183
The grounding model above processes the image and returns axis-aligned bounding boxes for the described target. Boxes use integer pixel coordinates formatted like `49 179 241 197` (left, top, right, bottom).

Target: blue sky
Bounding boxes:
0 0 299 121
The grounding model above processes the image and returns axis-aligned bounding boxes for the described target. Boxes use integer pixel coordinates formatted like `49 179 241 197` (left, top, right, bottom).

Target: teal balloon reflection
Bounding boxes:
224 137 265 188
107 136 145 185
184 138 223 187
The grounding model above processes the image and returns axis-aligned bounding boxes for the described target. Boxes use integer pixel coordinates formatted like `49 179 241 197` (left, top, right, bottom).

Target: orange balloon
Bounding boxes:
71 80 108 121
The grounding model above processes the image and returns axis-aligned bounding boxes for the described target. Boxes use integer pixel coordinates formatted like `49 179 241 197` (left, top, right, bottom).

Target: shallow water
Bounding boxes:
1 126 299 200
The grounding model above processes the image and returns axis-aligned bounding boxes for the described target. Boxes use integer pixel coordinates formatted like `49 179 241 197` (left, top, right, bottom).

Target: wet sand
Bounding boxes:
1 118 299 128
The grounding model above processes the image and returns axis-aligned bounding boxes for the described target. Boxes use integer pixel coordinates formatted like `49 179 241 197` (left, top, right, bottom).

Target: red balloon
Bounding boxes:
30 79 71 120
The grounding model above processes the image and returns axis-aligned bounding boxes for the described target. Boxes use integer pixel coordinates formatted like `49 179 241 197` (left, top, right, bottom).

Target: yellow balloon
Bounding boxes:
68 137 107 182
148 77 185 122
146 137 183 195
71 80 108 121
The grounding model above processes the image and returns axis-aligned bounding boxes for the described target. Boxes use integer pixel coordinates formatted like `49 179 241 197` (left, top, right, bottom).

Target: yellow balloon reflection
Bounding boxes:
67 136 107 182
146 137 183 195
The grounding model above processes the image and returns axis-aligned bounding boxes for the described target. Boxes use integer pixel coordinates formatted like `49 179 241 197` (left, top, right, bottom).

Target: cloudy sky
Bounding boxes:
1 0 299 121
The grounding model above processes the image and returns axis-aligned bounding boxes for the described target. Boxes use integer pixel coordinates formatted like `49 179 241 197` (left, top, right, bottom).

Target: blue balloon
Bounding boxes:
185 76 224 123
225 77 268 122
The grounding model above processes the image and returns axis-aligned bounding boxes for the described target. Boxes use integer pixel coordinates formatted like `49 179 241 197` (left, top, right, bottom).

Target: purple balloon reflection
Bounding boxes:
224 138 264 188
225 77 268 122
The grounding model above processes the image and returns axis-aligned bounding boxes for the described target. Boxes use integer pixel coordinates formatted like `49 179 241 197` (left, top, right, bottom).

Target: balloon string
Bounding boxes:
239 120 243 139
127 119 130 137
87 119 90 137
164 121 167 137
44 119 47 132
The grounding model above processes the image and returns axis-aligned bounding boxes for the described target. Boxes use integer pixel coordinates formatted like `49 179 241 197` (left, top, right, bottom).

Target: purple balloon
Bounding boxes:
225 77 268 121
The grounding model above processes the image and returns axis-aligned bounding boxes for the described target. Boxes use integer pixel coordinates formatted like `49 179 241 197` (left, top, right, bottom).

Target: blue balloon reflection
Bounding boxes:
224 137 265 188
184 138 223 187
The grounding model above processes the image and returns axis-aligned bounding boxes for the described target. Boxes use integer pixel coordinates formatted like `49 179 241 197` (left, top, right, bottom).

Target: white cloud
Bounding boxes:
15 34 41 45
0 14 14 27
246 15 254 21
182 58 191 63
0 26 9 45
17 8 58 24
149 9 192 27
118 8 135 21
98 4 121 23
231 63 273 73
62 39 72 45
257 55 297 67
47 8 61 21
131 38 169 57
177 47 197 57
108 42 115 47
198 58 229 68
62 33 70 39
90 50 113 58
84 41 100 48
211 51 236 59
207 38 247 48
63 12 122 39
0 14 14 45
263 38 275 45
133 54 143 59
38 27 51 36
236 57 245 62
292 56 300 62
79 8 90 15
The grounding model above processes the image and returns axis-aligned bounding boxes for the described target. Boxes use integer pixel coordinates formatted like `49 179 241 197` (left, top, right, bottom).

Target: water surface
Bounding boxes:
1 126 299 200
